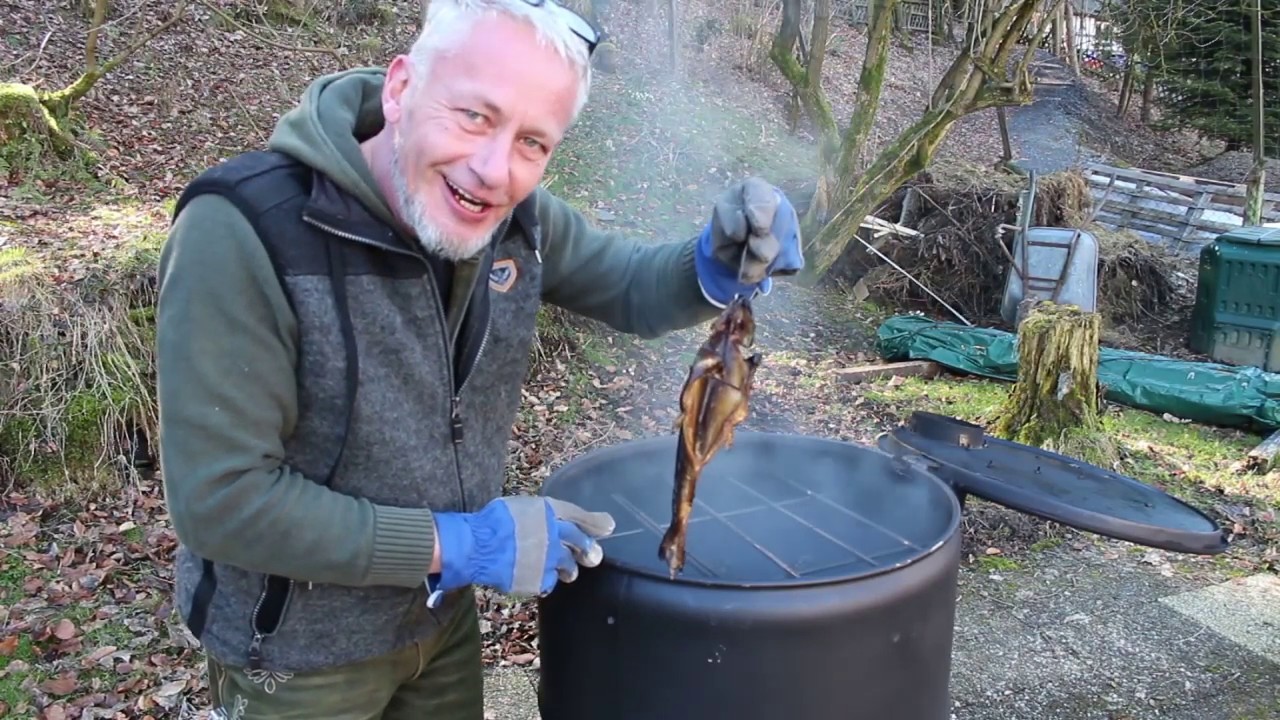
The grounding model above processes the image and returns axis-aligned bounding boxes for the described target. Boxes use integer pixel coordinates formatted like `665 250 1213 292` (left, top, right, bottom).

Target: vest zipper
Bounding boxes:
301 214 491 509
302 215 423 259
246 576 295 670
452 319 492 443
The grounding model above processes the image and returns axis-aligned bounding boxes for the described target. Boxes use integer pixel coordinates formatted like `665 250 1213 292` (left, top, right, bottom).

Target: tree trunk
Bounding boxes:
1062 1 1078 73
796 0 1059 281
993 302 1118 466
84 0 109 70
1051 4 1062 54
1244 0 1265 226
1116 62 1134 117
832 0 900 183
1140 68 1156 123
667 0 679 74
771 0 839 155
809 0 832 85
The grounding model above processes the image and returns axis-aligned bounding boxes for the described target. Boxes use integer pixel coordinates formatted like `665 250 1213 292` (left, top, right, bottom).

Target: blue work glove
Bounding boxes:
427 496 615 605
694 177 805 308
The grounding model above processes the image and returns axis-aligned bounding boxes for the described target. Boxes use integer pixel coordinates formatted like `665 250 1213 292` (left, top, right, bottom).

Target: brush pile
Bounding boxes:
828 162 1189 331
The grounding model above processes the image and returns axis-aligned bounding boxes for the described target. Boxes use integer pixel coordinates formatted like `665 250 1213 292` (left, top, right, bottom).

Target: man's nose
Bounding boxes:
468 136 512 190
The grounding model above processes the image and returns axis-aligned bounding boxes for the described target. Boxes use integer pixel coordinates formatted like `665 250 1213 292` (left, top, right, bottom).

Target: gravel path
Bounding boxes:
1006 53 1108 175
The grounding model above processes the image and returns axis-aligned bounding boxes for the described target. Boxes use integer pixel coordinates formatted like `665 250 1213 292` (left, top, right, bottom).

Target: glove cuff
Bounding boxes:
433 512 476 591
694 224 771 308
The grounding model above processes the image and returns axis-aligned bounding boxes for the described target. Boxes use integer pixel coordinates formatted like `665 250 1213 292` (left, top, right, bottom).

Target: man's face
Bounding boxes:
382 13 582 261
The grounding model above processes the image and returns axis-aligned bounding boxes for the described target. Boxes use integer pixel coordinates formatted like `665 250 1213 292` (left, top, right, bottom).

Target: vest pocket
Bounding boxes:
247 574 296 670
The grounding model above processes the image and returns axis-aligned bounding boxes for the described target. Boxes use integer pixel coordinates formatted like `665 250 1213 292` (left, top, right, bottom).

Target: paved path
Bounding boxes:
482 539 1279 719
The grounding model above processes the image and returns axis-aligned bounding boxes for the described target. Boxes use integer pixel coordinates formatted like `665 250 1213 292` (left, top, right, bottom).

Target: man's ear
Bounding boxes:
383 55 414 125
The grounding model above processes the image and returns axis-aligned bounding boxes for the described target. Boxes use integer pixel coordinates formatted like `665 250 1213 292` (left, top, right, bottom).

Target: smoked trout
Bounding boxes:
658 295 762 578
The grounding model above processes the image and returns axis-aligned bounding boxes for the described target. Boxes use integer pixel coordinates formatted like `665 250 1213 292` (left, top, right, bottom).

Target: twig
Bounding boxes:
227 87 264 138
193 0 342 59
852 229 973 326
0 30 53 76
90 1 194 84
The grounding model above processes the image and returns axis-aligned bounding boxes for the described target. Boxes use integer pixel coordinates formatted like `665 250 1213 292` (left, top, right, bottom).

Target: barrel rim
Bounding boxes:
540 431 964 589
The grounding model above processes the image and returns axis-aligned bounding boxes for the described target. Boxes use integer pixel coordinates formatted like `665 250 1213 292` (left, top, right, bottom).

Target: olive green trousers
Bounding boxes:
206 600 484 720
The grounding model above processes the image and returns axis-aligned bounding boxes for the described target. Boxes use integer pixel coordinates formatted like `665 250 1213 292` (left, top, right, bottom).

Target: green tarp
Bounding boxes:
875 314 1280 432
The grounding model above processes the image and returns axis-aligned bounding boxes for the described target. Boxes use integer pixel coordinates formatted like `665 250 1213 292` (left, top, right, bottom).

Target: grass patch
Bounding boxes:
0 553 39 709
1 204 162 501
976 554 1021 572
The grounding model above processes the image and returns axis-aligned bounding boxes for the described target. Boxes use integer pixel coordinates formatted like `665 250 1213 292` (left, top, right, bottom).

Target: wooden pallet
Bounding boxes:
1083 162 1280 249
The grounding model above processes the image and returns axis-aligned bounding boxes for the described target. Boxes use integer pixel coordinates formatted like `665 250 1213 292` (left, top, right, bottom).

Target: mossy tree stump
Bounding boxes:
993 300 1120 467
0 83 76 156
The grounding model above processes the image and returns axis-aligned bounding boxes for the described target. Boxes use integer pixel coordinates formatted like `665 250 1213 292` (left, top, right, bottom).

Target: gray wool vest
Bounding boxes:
169 150 546 673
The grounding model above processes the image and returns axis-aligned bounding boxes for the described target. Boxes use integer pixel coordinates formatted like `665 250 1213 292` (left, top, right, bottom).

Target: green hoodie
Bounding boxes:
155 68 720 672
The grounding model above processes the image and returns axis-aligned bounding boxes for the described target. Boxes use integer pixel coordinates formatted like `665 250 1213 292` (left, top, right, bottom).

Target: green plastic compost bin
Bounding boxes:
1189 225 1280 371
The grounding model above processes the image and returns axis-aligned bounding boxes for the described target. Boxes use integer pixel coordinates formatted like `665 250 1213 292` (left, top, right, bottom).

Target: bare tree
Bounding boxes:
1 0 342 161
778 0 1061 280
2 0 191 154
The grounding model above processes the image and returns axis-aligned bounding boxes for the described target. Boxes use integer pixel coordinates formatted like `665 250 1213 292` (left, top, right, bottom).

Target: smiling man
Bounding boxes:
155 0 802 717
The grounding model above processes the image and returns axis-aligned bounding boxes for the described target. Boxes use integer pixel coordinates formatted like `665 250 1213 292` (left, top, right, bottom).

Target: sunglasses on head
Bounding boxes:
519 0 603 56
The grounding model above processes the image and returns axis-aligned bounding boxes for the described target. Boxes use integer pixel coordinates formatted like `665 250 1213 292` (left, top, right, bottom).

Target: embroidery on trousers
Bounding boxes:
244 668 293 694
211 695 248 720
209 663 249 720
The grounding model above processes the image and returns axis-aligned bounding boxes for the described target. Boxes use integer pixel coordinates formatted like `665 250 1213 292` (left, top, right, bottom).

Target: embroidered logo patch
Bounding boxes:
489 258 518 293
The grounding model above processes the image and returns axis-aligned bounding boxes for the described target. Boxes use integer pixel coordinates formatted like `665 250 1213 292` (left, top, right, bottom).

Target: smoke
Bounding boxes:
540 0 849 440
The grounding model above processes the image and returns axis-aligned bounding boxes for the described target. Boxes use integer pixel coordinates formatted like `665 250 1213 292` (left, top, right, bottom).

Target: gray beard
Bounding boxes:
390 127 496 262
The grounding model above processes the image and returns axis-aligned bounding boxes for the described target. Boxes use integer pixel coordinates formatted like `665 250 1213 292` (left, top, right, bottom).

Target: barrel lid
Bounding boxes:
877 412 1230 555
540 431 961 587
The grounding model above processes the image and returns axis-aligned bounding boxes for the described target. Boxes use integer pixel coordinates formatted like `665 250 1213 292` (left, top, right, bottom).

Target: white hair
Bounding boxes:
406 0 593 120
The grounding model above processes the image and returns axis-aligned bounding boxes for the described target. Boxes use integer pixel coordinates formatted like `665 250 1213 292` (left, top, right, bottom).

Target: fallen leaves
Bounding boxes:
52 618 78 641
39 673 79 696
477 591 540 669
1 486 199 718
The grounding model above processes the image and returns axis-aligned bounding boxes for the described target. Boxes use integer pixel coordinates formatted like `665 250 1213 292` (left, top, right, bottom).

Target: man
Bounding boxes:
154 0 803 717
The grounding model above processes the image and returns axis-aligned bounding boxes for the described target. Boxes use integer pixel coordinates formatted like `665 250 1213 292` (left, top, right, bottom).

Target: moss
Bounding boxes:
976 555 1020 572
0 82 69 147
0 83 101 195
992 302 1120 467
0 389 129 497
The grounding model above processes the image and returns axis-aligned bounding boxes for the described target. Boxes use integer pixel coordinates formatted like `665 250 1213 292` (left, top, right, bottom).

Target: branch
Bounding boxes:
85 0 109 72
194 0 341 58
835 0 902 182
97 1 189 78
40 0 193 113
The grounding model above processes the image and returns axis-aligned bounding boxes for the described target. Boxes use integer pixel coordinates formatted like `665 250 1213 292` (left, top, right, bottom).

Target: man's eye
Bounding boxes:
522 137 546 152
460 109 485 124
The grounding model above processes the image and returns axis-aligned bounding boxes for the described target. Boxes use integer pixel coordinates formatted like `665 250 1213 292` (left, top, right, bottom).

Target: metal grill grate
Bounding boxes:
544 432 959 587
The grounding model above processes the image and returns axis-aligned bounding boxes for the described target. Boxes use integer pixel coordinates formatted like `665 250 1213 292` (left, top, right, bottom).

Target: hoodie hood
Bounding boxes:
268 68 398 229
